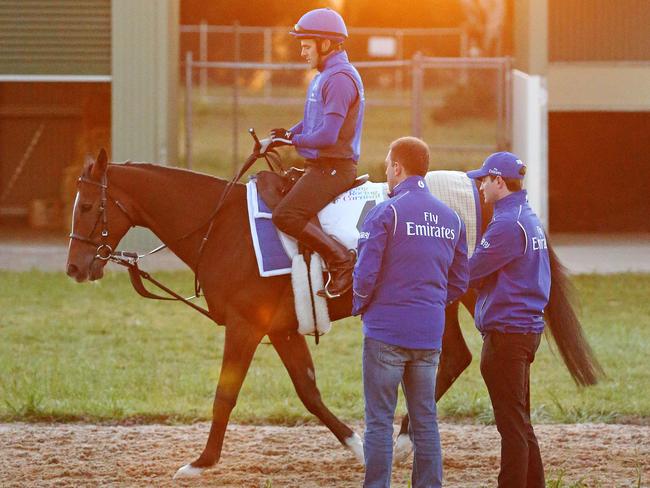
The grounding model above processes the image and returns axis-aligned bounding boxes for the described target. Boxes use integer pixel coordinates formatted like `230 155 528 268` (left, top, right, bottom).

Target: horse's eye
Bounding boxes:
80 203 93 213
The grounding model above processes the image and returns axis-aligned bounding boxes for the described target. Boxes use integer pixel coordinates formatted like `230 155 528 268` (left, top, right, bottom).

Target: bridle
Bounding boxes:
69 173 134 262
67 129 282 322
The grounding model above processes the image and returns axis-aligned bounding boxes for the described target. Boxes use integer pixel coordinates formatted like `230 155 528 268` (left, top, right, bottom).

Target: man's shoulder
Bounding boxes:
487 214 523 237
397 189 458 216
364 199 394 223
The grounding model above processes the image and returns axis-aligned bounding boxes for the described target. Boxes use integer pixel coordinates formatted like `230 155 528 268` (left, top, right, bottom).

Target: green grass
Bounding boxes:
1 271 650 424
180 84 496 179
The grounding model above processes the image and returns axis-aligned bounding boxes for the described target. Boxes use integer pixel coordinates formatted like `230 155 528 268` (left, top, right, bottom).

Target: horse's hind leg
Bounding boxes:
174 320 265 478
268 330 365 465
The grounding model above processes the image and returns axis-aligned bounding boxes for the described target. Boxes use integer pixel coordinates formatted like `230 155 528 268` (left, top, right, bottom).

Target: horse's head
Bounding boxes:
66 149 133 282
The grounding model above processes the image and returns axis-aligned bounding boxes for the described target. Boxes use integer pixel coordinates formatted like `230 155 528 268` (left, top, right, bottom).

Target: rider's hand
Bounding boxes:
269 128 293 147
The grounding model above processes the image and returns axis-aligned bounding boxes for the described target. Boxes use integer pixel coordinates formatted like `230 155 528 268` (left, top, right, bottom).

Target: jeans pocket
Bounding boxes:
412 349 440 367
379 343 406 367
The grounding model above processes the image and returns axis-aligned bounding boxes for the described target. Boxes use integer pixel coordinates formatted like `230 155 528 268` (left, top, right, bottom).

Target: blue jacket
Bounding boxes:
292 50 365 161
352 176 469 350
469 190 550 334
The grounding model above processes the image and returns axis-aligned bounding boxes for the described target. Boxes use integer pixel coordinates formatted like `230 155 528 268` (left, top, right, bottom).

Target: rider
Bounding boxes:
267 8 365 298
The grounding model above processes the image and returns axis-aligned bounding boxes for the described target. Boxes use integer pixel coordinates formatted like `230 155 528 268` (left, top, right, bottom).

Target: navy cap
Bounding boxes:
467 152 526 180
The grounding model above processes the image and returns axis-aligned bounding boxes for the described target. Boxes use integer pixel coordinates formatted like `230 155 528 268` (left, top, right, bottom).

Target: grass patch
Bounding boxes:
1 271 649 424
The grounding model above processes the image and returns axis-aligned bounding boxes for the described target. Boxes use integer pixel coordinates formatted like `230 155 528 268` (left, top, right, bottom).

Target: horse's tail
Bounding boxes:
545 241 604 386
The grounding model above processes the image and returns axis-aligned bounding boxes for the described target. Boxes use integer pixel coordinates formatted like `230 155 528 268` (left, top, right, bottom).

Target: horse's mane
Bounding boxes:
117 162 233 187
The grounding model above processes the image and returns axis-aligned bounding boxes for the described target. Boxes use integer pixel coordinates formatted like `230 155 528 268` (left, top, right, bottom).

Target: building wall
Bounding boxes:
548 0 650 62
111 0 178 164
0 0 112 224
544 1 650 232
1 0 178 233
0 0 111 75
549 112 650 232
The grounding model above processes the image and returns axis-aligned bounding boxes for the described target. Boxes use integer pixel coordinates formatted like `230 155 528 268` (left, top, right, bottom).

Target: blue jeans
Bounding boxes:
363 336 442 488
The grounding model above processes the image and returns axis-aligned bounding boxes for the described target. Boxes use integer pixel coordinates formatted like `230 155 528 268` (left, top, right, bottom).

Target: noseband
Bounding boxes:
69 174 133 261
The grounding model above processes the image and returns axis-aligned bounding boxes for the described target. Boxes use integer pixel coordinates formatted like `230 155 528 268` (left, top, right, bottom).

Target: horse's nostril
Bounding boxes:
67 264 78 276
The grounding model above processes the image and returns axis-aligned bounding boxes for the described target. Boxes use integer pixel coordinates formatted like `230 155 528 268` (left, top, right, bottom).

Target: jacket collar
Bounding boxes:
389 175 427 198
494 189 528 212
320 50 349 72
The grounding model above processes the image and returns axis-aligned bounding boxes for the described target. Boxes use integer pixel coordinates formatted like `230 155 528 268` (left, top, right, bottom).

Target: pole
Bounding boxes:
411 52 423 138
264 28 272 101
232 22 240 176
460 27 469 85
199 20 208 100
185 51 193 169
396 30 404 95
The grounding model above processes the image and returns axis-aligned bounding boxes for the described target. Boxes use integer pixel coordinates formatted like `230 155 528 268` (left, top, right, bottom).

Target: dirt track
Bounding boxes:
1 422 647 487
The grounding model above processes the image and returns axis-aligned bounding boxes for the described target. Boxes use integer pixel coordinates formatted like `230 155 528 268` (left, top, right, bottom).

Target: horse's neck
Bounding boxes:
110 164 241 270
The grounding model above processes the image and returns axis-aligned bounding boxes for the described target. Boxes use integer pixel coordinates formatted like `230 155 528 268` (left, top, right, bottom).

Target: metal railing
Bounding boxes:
181 23 469 100
183 52 512 170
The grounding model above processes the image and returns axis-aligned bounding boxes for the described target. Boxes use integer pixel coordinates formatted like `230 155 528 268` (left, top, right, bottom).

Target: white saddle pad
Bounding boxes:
246 171 480 278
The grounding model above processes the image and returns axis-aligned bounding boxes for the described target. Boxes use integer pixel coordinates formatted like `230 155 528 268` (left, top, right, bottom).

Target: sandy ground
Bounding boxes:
0 422 647 487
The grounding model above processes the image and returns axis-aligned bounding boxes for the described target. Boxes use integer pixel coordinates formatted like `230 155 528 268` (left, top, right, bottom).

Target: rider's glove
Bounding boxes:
269 128 293 147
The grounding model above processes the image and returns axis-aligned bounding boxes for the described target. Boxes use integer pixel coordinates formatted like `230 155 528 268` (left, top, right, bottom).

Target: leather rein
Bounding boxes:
69 139 281 322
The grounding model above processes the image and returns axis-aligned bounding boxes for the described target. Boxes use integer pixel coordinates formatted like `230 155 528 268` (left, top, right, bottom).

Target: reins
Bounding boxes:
73 129 282 321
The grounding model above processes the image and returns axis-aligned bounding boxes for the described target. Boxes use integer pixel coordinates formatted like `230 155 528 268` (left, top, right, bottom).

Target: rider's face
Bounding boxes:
300 39 322 69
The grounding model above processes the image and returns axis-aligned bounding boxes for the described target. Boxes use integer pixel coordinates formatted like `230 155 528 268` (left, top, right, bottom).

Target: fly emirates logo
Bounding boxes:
405 212 456 240
532 225 547 251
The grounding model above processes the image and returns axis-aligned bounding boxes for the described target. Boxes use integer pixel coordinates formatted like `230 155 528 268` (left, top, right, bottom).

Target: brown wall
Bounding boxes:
0 82 110 225
549 111 650 232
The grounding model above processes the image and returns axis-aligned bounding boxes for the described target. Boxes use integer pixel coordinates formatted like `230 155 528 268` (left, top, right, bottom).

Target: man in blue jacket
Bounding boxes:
353 137 469 488
267 8 365 298
467 152 550 488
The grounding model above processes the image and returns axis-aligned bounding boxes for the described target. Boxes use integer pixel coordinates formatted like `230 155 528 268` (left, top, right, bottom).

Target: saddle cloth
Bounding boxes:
246 170 480 278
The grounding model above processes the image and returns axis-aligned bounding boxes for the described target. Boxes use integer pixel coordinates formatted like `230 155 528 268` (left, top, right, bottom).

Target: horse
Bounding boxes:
66 149 603 478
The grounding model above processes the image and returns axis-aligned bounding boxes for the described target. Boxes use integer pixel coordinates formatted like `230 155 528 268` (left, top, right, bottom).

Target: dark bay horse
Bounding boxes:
66 150 603 478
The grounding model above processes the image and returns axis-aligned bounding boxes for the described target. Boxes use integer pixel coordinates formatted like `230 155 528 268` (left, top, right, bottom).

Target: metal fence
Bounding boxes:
182 52 512 174
180 23 469 100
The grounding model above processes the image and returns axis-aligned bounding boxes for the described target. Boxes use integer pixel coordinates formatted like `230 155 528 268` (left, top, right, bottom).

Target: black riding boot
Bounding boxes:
298 221 356 298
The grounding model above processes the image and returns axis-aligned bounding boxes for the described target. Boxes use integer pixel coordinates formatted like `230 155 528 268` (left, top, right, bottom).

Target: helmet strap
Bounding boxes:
318 39 342 56
315 39 341 70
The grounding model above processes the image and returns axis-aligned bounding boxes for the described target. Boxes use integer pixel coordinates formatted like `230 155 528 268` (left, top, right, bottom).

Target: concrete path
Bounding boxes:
1 228 649 274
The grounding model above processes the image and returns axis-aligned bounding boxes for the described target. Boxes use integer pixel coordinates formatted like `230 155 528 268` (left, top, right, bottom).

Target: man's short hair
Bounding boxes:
389 137 429 177
488 173 525 192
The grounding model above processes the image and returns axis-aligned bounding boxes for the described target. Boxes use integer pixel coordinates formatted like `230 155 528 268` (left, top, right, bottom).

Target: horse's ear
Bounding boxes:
91 148 108 180
83 154 94 176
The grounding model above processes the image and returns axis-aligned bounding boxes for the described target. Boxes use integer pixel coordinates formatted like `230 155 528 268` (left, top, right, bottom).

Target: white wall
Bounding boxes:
512 70 549 229
548 62 650 111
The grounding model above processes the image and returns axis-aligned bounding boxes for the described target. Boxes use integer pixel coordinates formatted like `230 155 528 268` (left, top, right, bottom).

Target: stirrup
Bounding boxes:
317 272 351 299
317 250 356 299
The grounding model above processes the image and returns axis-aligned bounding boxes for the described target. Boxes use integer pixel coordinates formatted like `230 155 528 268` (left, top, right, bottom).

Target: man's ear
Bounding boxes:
321 39 331 52
393 160 403 177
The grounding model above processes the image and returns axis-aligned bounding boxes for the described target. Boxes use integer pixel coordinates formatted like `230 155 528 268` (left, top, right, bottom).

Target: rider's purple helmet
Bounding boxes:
289 8 348 43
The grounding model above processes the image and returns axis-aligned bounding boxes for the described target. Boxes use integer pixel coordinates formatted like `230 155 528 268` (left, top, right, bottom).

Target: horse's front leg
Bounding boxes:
174 319 265 478
268 330 365 465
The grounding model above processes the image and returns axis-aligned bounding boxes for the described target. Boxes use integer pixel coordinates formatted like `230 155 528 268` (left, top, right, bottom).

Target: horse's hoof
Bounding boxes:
345 432 365 465
173 463 205 479
393 433 413 466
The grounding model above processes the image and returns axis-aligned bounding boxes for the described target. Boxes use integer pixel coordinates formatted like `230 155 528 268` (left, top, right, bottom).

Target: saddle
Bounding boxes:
256 168 369 212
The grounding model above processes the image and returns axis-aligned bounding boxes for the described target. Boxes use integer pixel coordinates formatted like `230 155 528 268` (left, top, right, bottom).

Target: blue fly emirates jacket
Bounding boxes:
290 50 365 162
352 176 469 350
469 190 551 335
